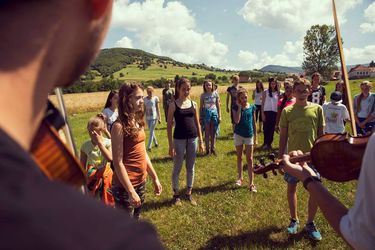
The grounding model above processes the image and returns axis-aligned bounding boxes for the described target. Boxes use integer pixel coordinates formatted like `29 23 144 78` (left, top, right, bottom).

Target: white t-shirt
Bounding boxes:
144 96 159 120
102 108 118 128
322 102 349 133
340 133 375 249
254 91 262 105
263 90 278 112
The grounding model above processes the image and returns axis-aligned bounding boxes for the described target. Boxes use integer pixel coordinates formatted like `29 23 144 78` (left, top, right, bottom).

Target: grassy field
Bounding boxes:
113 63 234 81
68 79 373 250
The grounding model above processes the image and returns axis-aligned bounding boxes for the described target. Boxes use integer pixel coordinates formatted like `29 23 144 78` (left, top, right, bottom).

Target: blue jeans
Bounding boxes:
172 138 198 192
146 119 158 149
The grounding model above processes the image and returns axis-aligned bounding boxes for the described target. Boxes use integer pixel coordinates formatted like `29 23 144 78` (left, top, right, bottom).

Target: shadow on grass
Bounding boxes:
216 135 233 141
200 226 318 249
142 199 174 212
155 127 167 131
194 181 237 195
152 156 173 164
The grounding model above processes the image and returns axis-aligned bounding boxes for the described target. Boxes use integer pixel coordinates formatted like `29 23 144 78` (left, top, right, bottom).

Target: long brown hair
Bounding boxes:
118 82 145 139
104 90 118 109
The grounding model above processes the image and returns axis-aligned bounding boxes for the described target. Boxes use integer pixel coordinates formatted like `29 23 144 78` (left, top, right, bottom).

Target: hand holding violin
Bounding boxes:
282 150 318 182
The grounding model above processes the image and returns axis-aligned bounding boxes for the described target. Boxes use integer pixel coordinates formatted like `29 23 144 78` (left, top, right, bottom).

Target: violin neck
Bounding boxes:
289 152 311 164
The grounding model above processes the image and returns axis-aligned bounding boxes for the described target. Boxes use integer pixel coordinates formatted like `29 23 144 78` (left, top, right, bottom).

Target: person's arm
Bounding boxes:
111 123 141 207
167 101 176 157
317 106 325 137
278 127 288 158
252 110 257 146
322 86 326 103
261 91 266 122
145 153 162 195
282 153 348 236
252 90 255 100
80 150 88 171
156 97 161 124
226 91 230 113
193 101 205 153
275 106 282 133
233 102 241 124
92 131 112 161
216 94 221 122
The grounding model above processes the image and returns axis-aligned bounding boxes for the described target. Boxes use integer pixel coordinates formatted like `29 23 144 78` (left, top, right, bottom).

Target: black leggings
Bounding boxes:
255 105 262 122
263 111 277 146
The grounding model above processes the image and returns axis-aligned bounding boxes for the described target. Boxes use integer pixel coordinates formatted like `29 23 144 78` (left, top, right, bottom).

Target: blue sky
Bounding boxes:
104 0 375 70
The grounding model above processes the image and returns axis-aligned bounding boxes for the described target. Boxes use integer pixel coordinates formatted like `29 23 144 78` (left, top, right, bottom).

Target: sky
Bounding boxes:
103 0 375 70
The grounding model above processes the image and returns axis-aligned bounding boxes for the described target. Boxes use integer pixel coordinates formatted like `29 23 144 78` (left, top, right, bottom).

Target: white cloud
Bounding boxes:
111 0 228 67
115 36 133 48
360 2 375 33
239 0 361 32
238 40 303 70
344 45 375 64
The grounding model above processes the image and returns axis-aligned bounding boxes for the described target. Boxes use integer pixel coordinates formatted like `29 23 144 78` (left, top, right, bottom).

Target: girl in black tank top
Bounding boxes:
167 78 204 206
173 100 198 139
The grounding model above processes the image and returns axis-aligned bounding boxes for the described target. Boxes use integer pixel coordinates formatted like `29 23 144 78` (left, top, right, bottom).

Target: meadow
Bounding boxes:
66 78 373 250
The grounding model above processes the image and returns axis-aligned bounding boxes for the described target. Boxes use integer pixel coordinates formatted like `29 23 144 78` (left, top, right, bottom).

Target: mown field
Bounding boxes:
66 78 373 250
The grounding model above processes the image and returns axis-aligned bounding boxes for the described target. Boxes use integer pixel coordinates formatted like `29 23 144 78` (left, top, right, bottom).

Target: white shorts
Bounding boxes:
234 133 254 146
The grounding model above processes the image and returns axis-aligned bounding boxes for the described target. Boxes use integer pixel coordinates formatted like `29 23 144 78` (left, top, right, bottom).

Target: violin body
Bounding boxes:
310 133 369 182
254 133 371 182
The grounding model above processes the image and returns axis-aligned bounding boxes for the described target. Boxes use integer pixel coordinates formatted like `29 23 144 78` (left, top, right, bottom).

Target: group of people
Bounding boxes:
1 1 374 249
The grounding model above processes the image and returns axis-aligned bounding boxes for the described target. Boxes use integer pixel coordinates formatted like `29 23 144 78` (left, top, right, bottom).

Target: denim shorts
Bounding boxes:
284 163 320 184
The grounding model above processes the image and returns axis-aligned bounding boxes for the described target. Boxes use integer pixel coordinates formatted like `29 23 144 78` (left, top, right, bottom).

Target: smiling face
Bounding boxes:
204 81 213 93
293 84 310 101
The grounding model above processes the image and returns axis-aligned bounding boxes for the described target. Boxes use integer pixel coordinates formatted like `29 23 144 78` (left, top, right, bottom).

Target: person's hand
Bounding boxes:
158 118 161 124
253 139 258 148
153 178 162 196
218 116 222 123
169 146 176 158
129 190 141 208
91 131 103 146
275 126 280 133
262 113 266 122
198 140 205 154
282 150 317 181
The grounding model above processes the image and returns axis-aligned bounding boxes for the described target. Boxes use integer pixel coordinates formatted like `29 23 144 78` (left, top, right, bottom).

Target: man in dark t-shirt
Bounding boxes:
0 1 163 249
307 72 326 105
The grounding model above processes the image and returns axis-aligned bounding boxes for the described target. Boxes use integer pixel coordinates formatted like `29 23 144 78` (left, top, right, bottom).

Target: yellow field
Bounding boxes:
49 83 256 114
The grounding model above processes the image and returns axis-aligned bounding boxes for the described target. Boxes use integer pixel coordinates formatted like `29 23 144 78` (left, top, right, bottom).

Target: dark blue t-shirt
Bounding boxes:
234 104 255 138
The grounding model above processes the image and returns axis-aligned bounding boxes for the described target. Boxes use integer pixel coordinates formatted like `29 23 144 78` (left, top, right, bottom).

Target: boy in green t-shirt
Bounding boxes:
278 79 325 241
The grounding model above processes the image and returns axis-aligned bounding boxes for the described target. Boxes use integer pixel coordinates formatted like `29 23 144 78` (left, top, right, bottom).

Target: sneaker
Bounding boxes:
172 195 182 206
235 179 243 187
287 218 299 234
249 184 257 193
305 222 322 241
185 194 197 206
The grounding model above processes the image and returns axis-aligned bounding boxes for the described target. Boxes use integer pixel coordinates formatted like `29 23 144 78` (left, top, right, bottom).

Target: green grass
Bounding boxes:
68 79 374 250
112 63 233 81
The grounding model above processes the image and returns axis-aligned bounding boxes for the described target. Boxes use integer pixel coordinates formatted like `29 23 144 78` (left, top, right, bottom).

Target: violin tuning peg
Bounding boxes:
263 173 268 179
268 153 276 162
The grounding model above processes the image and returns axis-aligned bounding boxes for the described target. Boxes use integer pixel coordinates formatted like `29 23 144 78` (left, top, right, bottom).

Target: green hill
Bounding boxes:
82 48 235 81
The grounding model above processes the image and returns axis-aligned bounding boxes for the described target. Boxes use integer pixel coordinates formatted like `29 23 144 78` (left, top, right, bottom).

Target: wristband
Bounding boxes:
303 176 321 190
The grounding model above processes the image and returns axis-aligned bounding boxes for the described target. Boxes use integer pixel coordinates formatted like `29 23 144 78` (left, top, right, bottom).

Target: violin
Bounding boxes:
31 101 86 187
253 133 371 182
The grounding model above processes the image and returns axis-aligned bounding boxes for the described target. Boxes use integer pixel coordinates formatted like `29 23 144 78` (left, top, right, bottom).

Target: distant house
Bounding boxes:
239 75 251 83
348 65 375 79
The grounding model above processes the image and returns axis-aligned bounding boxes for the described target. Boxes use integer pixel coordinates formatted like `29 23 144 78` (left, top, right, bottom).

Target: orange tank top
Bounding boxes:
113 129 148 187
